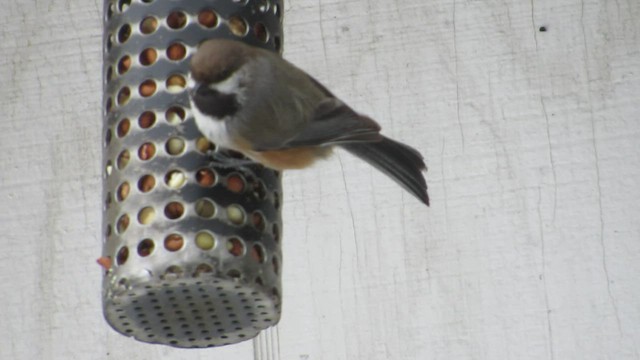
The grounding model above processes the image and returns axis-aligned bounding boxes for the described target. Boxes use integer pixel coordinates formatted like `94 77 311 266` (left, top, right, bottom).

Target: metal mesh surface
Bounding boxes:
101 0 284 348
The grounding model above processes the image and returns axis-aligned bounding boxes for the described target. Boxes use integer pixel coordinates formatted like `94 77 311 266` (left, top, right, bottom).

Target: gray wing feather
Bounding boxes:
254 98 383 150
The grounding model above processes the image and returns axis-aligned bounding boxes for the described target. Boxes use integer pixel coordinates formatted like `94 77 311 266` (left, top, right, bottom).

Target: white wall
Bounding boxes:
1 0 639 359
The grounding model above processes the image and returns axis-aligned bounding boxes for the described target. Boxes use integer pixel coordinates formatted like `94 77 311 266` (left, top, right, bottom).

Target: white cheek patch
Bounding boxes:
210 68 248 104
189 98 234 149
211 70 241 93
188 67 250 151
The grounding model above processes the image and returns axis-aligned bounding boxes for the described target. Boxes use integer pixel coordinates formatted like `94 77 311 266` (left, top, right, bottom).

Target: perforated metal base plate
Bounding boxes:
105 273 280 348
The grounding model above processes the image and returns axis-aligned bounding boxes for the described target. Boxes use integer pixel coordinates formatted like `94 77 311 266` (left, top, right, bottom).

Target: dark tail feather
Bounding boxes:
342 136 430 206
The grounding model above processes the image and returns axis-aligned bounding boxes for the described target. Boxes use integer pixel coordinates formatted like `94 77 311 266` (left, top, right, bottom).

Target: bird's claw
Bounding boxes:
208 150 260 170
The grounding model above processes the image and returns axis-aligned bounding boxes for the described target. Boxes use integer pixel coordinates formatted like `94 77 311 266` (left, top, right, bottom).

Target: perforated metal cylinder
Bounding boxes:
101 0 284 348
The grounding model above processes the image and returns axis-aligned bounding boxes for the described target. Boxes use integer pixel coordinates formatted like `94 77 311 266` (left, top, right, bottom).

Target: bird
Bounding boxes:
188 39 429 206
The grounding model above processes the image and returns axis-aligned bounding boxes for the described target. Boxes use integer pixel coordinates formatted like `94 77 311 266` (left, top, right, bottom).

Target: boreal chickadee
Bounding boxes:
189 39 429 206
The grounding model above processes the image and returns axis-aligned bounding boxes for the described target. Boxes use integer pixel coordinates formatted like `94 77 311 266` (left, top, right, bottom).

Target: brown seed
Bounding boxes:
138 143 156 160
117 55 131 74
228 16 247 36
196 169 216 187
254 22 268 42
250 244 264 263
117 182 130 201
117 214 130 233
227 238 244 257
198 9 218 28
138 111 156 129
251 212 265 230
139 79 157 97
117 87 131 105
167 11 187 29
137 239 155 257
117 247 129 265
167 43 186 60
139 48 158 66
164 234 184 251
117 150 130 169
140 16 158 34
138 174 155 192
164 202 184 219
227 175 245 193
117 118 130 137
194 263 213 276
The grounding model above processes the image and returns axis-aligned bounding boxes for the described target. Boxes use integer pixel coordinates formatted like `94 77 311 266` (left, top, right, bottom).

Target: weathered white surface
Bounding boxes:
1 0 639 359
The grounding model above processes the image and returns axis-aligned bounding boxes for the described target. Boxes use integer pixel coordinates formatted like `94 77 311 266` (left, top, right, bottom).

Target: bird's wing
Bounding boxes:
254 98 383 150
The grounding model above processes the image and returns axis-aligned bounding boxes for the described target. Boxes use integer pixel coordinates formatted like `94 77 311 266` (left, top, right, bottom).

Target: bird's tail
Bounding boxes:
342 136 429 206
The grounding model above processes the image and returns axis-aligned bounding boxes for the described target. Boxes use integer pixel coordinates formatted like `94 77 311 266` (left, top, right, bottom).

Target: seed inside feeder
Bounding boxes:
226 238 245 257
167 11 187 29
164 170 186 189
251 211 265 231
117 214 130 233
117 55 131 74
164 201 185 219
227 205 245 225
254 22 268 42
166 74 186 93
165 137 185 155
139 48 158 66
195 232 215 250
195 199 215 218
196 137 215 153
137 207 156 225
250 244 265 263
138 111 156 129
228 16 248 36
227 174 245 193
117 118 130 137
139 79 157 97
117 87 131 106
137 174 156 192
165 106 186 124
116 247 129 265
137 239 155 257
138 142 156 160
117 150 130 169
140 16 158 34
117 182 130 201
196 168 216 187
164 234 184 252
167 43 186 61
194 263 213 276
198 9 218 28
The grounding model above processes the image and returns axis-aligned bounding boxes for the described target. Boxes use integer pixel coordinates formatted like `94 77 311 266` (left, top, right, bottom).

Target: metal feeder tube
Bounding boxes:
101 0 284 348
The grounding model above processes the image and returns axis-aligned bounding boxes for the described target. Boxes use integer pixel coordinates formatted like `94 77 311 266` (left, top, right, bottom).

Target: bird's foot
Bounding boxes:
208 150 260 169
